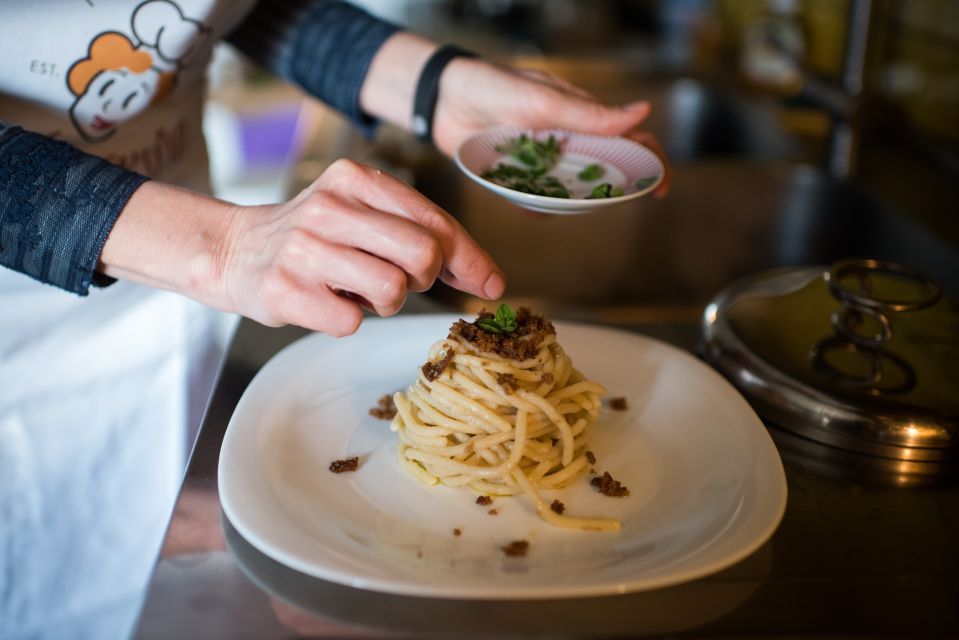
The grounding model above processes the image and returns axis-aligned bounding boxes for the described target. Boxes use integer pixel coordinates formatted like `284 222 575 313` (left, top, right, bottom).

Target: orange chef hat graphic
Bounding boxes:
68 32 174 102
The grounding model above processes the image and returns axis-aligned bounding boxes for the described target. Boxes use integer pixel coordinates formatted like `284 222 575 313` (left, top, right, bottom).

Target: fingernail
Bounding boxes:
483 271 506 299
624 100 650 112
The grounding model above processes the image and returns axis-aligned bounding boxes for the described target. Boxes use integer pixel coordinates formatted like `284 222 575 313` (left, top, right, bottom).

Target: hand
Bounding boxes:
99 160 505 337
222 159 505 335
433 60 671 198
359 33 670 197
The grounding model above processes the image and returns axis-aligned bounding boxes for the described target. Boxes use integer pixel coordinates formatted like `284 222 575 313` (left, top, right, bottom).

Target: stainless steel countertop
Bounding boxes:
132 296 959 638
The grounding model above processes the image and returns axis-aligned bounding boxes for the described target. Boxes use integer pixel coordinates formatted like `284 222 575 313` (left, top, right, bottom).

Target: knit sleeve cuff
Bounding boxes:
227 0 401 137
0 125 149 295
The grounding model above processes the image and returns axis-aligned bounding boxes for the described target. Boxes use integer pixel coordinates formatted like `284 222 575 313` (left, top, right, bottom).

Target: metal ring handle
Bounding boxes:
811 337 883 388
830 308 891 348
825 258 942 313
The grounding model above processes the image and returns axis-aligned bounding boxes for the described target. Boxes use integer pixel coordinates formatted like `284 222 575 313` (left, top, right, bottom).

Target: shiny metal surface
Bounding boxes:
219 509 771 638
133 305 959 639
703 265 959 461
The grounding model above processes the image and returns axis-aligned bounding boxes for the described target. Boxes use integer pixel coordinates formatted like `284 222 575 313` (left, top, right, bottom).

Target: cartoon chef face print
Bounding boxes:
66 1 207 142
68 33 168 142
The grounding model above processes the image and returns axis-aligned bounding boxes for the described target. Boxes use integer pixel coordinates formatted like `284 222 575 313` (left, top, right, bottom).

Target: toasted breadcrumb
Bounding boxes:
329 457 359 473
496 373 519 393
591 471 630 496
609 397 628 410
449 307 554 360
501 540 529 557
422 351 452 382
369 394 397 420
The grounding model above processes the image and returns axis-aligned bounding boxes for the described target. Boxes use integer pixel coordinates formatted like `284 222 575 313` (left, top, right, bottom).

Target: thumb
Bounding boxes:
552 98 652 137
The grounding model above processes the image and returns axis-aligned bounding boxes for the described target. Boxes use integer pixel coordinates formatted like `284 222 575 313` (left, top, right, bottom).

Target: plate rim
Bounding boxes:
454 125 664 214
219 315 787 599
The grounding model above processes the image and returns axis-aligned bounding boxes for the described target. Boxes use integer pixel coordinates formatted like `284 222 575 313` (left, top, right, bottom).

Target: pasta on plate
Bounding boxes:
391 306 619 531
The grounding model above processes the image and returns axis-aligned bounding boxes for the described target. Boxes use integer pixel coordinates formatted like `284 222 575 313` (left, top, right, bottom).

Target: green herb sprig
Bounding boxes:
481 134 570 199
586 183 625 199
482 165 570 198
495 134 562 176
578 163 605 181
476 304 518 334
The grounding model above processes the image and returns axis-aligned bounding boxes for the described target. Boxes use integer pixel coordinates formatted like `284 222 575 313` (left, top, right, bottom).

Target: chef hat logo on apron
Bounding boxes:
67 0 210 142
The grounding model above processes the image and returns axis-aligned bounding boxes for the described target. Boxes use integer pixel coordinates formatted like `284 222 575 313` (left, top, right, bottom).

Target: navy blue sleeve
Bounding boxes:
227 1 402 136
0 124 148 295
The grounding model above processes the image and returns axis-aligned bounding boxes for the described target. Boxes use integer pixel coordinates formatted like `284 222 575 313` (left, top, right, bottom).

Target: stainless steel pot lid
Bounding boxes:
702 258 958 461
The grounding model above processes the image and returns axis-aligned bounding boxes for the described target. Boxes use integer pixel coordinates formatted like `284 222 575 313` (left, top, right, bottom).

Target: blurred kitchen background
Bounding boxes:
204 0 959 327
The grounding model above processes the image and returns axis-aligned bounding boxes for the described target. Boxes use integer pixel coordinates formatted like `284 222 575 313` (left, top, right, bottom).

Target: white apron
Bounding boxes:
0 2 255 638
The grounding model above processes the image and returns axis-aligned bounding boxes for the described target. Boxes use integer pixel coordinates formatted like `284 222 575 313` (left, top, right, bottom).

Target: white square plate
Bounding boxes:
218 316 786 599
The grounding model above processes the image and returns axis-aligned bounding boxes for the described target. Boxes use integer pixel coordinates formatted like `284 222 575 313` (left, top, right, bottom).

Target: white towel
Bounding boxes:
0 269 234 640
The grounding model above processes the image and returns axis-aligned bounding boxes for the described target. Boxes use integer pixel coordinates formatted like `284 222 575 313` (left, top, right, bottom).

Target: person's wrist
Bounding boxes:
98 181 239 308
201 200 243 312
430 56 491 155
358 32 439 130
411 44 476 142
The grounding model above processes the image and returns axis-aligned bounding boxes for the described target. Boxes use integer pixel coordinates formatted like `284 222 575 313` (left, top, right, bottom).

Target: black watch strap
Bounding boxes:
412 44 476 143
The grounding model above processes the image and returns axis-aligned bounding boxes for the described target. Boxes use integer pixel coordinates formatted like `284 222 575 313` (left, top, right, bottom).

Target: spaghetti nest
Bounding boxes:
391 308 618 531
